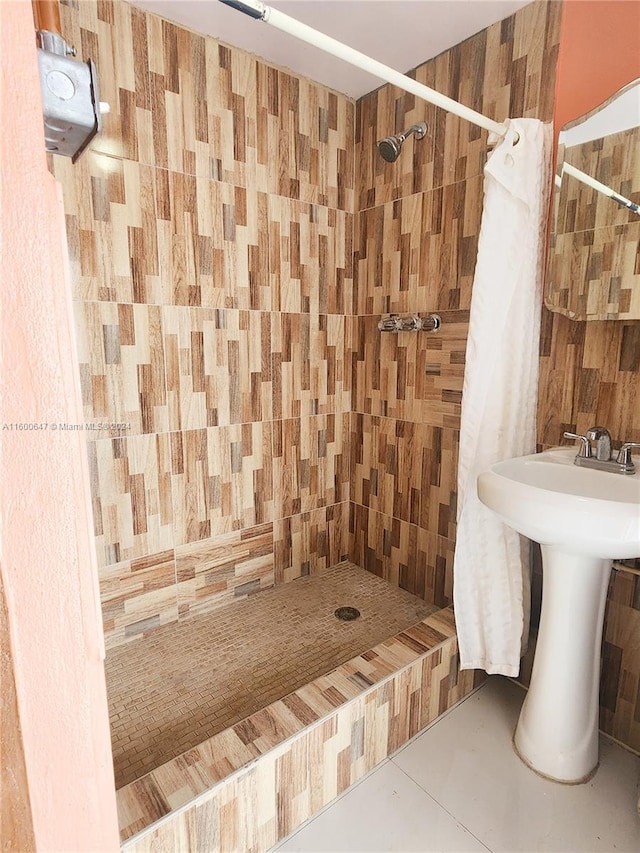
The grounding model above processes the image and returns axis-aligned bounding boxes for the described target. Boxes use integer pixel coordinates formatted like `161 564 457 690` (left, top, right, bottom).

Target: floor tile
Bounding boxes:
393 676 640 853
105 561 435 788
275 760 489 852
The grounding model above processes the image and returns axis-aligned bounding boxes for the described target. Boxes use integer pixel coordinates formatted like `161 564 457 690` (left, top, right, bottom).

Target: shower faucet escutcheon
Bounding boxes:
377 122 428 163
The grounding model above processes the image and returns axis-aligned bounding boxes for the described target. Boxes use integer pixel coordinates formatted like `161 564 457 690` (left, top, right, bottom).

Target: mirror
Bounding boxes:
545 78 640 320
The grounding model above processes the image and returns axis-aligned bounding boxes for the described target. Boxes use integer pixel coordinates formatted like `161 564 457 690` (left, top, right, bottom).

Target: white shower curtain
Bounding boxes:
453 118 552 677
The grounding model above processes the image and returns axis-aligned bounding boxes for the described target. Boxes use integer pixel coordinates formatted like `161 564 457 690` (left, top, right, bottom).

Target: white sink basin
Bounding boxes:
477 446 640 784
478 447 640 559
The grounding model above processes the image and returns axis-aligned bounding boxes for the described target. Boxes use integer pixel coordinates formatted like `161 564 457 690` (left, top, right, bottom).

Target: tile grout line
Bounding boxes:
107 562 438 781
393 761 494 852
118 609 459 844
389 685 494 853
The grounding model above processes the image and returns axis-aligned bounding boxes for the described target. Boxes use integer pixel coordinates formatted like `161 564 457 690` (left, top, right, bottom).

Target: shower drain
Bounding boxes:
334 606 361 621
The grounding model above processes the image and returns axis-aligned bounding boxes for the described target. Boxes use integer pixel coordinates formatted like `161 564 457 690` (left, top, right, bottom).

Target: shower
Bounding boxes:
377 121 428 162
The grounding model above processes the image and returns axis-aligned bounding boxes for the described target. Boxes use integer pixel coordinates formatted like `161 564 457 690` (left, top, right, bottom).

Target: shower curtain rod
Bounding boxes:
219 0 510 143
562 162 640 215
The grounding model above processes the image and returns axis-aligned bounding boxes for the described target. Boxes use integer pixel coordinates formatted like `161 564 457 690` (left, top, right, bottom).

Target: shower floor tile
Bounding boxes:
105 561 436 789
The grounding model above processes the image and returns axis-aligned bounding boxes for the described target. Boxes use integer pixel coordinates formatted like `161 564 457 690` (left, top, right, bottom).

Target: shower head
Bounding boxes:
377 122 428 163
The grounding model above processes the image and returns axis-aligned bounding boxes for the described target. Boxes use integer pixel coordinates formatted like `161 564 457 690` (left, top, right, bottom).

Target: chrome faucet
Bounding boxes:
586 426 611 461
563 427 640 474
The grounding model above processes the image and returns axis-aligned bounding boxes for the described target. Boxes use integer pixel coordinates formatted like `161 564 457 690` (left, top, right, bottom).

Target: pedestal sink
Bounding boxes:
478 447 640 783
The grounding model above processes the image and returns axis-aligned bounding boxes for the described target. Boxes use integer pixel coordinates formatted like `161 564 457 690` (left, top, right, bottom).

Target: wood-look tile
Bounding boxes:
272 415 349 518
51 153 163 304
354 180 482 316
52 155 272 309
351 311 468 429
538 309 640 448
260 66 355 210
175 523 274 619
355 0 561 209
60 0 154 162
548 127 640 321
547 223 640 321
116 608 477 846
59 0 640 774
159 176 269 310
276 736 310 840
107 562 434 784
50 115 355 315
273 503 349 584
354 193 423 315
117 9 355 207
163 310 350 430
556 129 640 234
170 423 274 546
75 301 168 434
349 504 454 608
268 198 353 314
99 550 177 649
163 307 277 429
60 1 355 203
418 176 483 311
88 434 173 567
275 314 350 419
599 569 640 752
145 13 215 177
348 2 564 692
350 415 457 539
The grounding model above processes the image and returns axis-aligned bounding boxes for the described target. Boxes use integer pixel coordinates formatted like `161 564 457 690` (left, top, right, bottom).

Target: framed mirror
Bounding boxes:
545 78 640 320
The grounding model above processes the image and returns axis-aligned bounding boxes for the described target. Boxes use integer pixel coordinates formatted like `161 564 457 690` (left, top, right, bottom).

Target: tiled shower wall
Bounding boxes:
348 0 639 754
52 0 354 648
348 1 561 608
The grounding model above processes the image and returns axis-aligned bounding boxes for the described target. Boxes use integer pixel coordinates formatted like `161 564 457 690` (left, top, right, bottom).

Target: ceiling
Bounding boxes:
132 0 531 99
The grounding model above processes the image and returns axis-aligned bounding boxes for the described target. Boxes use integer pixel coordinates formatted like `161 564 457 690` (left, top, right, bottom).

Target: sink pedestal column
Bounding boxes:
513 547 612 783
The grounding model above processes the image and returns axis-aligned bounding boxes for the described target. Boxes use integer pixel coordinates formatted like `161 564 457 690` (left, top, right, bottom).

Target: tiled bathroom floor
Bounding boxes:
274 676 640 853
105 561 436 788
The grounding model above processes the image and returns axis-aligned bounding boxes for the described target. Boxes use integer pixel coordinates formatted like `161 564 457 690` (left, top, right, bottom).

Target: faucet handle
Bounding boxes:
616 442 640 468
563 431 591 458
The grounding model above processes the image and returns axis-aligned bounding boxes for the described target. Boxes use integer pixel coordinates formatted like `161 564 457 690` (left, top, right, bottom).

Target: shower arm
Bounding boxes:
218 0 510 145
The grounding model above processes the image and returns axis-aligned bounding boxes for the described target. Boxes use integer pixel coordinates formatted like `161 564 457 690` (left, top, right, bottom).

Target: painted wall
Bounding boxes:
52 0 355 649
0 1 119 849
537 0 640 752
554 0 640 129
1 577 36 852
